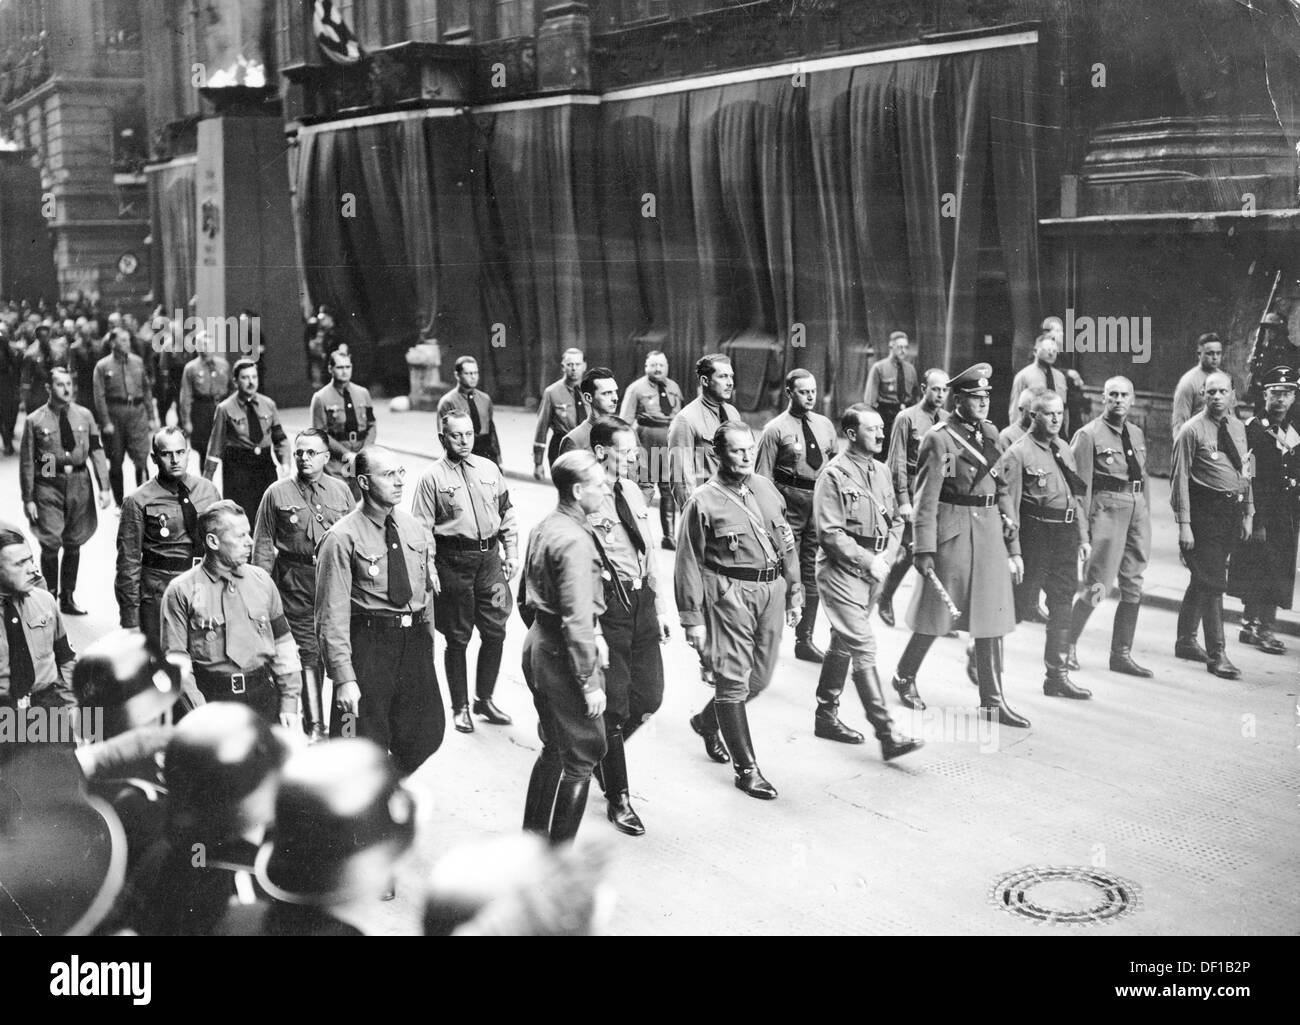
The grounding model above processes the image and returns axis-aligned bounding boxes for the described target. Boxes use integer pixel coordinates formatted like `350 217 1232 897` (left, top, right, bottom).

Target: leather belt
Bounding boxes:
330 430 361 443
108 397 145 406
278 551 316 566
706 563 781 582
1021 503 1075 524
613 574 648 592
143 551 201 573
775 466 818 491
1190 482 1245 503
940 492 996 507
531 610 600 633
437 535 495 552
845 530 888 552
35 464 87 481
1093 476 1144 494
635 414 670 429
195 665 272 697
351 609 427 630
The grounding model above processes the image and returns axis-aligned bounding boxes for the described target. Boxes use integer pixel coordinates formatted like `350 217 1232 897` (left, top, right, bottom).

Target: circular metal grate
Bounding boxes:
991 865 1140 925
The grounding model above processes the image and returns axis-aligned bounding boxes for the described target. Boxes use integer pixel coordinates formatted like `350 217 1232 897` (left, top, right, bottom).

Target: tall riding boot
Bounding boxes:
877 556 910 627
59 545 80 599
445 646 473 732
1201 594 1240 679
794 594 824 663
852 665 922 761
892 633 934 710
976 637 1031 728
522 748 562 834
600 726 645 836
1175 582 1208 662
1253 605 1287 654
714 700 777 799
659 495 676 551
689 697 729 763
814 636 862 744
1109 601 1152 676
109 465 124 507
473 637 511 724
547 775 592 845
39 546 58 595
1066 598 1093 670
1042 626 1091 699
301 666 327 741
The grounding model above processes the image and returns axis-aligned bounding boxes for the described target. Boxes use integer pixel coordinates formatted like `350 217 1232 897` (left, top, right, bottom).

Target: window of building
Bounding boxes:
100 0 142 50
406 0 441 43
494 0 525 39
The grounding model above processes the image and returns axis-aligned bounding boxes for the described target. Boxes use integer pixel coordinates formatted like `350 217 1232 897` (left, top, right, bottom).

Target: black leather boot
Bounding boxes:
445 646 473 732
473 637 512 724
1202 595 1241 679
853 665 922 761
794 595 825 663
39 546 58 595
877 557 910 627
976 637 1031 728
1109 601 1153 677
600 726 645 837
58 546 85 614
522 748 562 834
659 496 676 551
714 701 777 799
1066 598 1093 670
892 633 934 710
689 699 729 763
1042 626 1092 699
814 639 862 743
1175 584 1208 661
1252 607 1287 655
548 776 592 845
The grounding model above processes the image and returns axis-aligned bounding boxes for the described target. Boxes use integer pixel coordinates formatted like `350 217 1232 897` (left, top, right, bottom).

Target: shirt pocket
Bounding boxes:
710 517 748 561
187 609 225 662
1023 466 1051 499
21 605 55 655
274 504 307 537
326 404 344 425
353 547 385 588
144 502 176 543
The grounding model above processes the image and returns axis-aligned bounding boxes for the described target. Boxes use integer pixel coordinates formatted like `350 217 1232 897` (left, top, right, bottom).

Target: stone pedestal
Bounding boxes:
537 3 591 92
406 340 449 411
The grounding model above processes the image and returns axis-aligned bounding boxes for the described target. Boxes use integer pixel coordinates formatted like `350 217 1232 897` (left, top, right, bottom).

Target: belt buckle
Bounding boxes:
1064 508 1075 524
631 577 643 590
348 431 358 443
63 463 72 475
1131 481 1144 494
230 673 246 695
873 535 887 552
400 613 413 628
479 538 491 552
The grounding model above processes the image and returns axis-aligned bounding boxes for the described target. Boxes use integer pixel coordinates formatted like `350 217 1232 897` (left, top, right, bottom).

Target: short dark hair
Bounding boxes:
580 367 616 398
841 402 873 435
1196 332 1222 349
198 500 245 540
439 409 474 433
785 368 814 391
552 450 599 499
328 349 351 368
711 419 751 455
48 366 72 385
0 526 27 551
590 414 632 451
696 353 730 381
294 427 331 448
232 358 259 378
888 331 909 344
151 426 189 455
453 355 478 374
922 367 948 387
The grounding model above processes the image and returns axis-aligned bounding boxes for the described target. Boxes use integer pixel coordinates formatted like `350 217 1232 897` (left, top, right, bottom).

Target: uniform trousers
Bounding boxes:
599 584 664 730
433 547 510 706
703 573 786 703
222 447 278 523
106 404 151 505
522 617 606 780
1020 516 1078 630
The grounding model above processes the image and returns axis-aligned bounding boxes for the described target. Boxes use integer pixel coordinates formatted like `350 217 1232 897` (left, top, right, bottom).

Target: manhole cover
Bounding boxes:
991 866 1140 925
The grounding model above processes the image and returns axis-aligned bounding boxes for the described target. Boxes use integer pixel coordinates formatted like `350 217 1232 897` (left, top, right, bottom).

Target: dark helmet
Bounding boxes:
257 739 415 905
72 629 182 729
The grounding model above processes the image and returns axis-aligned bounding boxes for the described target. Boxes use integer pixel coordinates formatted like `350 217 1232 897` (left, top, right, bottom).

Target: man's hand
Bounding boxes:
897 502 914 523
596 635 610 669
23 501 38 523
502 557 520 580
1178 524 1194 551
785 607 800 629
278 711 303 733
98 492 112 510
430 569 442 597
1009 555 1025 585
583 688 606 720
334 680 361 718
914 553 935 579
1078 542 1092 565
657 614 672 643
533 463 545 481
1241 514 1253 542
868 556 891 583
102 422 116 436
685 625 707 652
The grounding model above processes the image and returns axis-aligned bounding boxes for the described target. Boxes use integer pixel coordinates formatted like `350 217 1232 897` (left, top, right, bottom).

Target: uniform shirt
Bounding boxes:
92 351 151 425
674 473 800 628
1007 362 1068 425
160 561 301 708
309 381 376 458
409 454 519 560
620 375 684 430
887 402 947 506
178 356 233 421
205 393 288 470
19 402 109 502
68 339 101 404
314 506 437 686
559 418 595 456
587 477 670 618
864 357 919 409
754 409 839 485
814 450 904 578
115 475 223 627
437 388 500 463
996 433 1088 545
251 474 355 570
0 587 75 706
666 394 740 508
1070 415 1149 513
518 504 606 692
533 378 585 458
998 421 1028 449
1170 410 1254 524
1171 366 1236 437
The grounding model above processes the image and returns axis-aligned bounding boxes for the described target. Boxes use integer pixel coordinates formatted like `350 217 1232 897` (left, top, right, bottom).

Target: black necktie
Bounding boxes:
1119 423 1143 482
1216 419 1243 472
1038 363 1056 394
340 385 358 435
177 480 200 556
591 528 630 611
571 388 585 425
4 597 35 701
244 398 264 446
614 480 645 555
1050 440 1087 496
385 515 412 606
801 417 823 470
656 382 672 417
465 392 482 436
58 408 75 454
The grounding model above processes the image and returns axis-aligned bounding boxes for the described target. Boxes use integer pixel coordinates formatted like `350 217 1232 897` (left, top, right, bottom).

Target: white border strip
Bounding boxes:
601 29 1038 102
143 154 198 173
472 93 603 114
295 105 461 136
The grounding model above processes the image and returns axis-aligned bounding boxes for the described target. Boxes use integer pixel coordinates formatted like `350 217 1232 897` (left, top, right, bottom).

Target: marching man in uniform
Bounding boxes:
410 410 519 735
93 327 157 508
533 348 587 479
310 349 376 500
863 331 919 452
437 356 501 465
675 422 802 799
179 334 233 465
0 525 77 712
205 358 291 523
667 354 741 510
755 369 838 663
892 364 1029 727
619 350 684 546
19 366 111 614
811 405 922 761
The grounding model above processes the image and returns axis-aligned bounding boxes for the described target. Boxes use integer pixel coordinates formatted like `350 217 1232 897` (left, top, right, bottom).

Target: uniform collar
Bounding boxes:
202 559 244 584
360 503 391 530
458 386 476 398
845 449 877 471
1026 433 1056 452
240 392 258 407
332 380 351 397
558 503 589 528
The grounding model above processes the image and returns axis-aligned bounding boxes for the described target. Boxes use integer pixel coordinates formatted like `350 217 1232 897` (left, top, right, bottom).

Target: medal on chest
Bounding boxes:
156 513 170 538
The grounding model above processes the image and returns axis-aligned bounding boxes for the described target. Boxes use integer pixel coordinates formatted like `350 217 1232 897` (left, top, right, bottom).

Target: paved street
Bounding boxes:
4 402 1297 935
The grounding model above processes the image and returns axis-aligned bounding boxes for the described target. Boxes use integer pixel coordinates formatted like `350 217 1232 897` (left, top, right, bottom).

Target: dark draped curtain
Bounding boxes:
156 162 196 310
